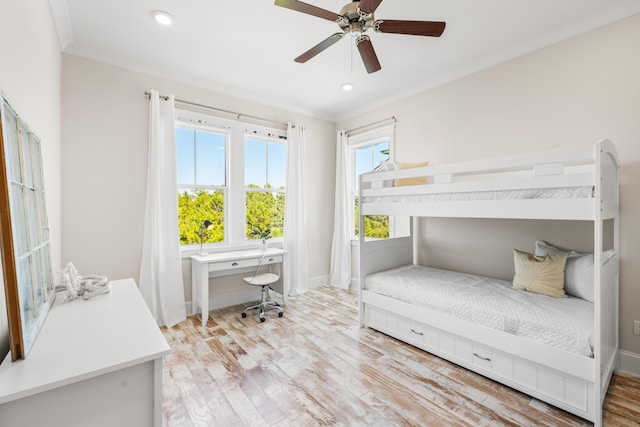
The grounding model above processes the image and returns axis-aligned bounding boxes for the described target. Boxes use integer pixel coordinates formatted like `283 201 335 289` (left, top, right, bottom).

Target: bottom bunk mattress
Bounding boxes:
364 264 594 358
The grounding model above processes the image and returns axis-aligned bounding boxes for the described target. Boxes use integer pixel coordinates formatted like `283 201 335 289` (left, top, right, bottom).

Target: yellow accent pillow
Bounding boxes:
512 249 568 298
394 161 429 186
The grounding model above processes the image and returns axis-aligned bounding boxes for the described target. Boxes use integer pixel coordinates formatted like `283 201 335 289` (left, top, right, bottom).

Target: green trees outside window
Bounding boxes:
354 196 389 239
178 190 224 244
245 185 285 240
177 187 285 245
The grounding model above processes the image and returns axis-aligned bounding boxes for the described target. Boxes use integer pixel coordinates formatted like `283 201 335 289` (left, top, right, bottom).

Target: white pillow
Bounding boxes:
379 161 395 171
534 240 615 302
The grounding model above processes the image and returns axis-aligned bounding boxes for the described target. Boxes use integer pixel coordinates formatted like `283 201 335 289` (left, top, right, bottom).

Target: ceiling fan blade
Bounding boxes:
374 19 446 37
274 0 342 22
358 0 383 15
294 32 345 63
356 35 381 74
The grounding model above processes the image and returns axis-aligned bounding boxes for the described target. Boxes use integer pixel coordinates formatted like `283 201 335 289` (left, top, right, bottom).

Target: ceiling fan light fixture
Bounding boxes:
341 83 354 91
274 0 446 74
152 10 173 26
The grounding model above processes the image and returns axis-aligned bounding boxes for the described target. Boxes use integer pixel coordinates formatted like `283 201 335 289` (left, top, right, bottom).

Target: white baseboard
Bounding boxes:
187 289 259 316
306 275 359 291
188 275 331 315
210 290 260 310
307 274 329 289
618 349 640 376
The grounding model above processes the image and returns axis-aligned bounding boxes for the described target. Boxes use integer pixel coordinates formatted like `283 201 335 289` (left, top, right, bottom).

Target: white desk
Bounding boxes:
191 247 286 326
0 278 170 427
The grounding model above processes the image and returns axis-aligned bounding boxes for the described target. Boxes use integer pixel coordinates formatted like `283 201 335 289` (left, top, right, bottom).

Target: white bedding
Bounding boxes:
365 264 594 357
362 186 594 204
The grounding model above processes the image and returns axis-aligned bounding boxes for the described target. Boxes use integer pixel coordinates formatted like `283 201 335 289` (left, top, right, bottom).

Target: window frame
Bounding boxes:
175 123 229 248
244 136 287 241
347 124 395 240
175 108 287 256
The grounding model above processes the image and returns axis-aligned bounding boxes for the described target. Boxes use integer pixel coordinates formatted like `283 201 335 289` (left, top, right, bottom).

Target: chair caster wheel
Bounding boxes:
260 317 266 323
278 312 283 317
241 313 247 318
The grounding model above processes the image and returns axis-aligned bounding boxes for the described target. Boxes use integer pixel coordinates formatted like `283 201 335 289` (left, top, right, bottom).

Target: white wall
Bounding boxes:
338 15 640 356
61 55 336 303
0 0 62 359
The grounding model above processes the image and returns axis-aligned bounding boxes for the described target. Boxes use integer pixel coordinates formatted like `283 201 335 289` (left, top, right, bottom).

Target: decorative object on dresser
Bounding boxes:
358 140 619 427
59 262 111 302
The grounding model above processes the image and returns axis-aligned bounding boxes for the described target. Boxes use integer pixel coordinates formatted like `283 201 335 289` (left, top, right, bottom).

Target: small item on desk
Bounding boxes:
259 228 271 251
59 262 111 302
198 219 215 255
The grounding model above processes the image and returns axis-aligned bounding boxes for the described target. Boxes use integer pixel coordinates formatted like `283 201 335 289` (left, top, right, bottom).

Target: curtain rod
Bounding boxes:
346 116 396 136
144 91 288 130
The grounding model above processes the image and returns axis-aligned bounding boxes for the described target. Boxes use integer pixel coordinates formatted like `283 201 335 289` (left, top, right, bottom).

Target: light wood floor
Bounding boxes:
161 286 640 427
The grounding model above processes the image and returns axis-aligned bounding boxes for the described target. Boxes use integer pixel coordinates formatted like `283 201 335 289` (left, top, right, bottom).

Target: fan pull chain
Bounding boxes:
350 35 356 77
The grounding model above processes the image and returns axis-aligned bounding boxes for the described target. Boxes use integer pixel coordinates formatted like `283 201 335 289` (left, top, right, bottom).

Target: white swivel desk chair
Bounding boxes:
241 253 284 322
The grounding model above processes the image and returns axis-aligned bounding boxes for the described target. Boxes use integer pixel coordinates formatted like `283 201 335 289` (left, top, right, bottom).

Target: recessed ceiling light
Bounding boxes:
152 10 173 26
341 83 354 91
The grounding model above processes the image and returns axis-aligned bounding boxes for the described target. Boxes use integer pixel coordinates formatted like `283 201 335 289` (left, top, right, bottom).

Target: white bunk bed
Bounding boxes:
358 140 619 426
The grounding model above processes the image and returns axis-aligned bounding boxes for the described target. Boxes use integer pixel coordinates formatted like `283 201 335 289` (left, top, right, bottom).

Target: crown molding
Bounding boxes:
48 0 74 49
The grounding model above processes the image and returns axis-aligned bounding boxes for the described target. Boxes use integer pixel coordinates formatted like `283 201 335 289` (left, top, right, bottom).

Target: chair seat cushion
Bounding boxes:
243 272 279 286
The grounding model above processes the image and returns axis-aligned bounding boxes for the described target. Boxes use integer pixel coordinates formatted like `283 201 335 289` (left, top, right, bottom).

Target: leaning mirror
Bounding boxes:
0 93 55 360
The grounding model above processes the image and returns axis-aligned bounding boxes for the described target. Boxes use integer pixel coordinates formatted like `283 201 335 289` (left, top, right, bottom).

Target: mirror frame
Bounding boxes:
0 93 55 360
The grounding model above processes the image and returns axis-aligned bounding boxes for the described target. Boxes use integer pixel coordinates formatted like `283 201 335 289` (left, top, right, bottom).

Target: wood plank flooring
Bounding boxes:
161 286 640 426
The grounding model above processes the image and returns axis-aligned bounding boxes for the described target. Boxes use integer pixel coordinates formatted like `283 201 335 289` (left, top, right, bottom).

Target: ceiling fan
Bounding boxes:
274 0 446 74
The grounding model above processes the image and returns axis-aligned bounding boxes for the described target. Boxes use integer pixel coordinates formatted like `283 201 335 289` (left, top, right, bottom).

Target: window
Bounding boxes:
347 124 394 239
175 108 287 252
244 138 286 241
176 127 226 245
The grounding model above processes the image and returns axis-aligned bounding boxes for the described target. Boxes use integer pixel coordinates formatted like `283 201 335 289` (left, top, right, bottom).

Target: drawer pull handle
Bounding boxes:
268 258 274 262
473 352 491 362
231 262 238 267
410 329 424 336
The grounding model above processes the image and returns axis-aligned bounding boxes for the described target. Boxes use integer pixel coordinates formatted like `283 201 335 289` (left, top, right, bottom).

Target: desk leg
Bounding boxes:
191 262 199 316
191 262 209 327
200 272 209 327
279 256 287 306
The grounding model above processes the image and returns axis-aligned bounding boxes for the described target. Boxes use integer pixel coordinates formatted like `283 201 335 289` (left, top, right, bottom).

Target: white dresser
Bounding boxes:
0 278 170 427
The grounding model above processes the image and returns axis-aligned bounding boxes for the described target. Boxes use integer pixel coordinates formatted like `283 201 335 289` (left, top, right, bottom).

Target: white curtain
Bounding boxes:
284 123 309 296
329 130 351 289
139 90 187 327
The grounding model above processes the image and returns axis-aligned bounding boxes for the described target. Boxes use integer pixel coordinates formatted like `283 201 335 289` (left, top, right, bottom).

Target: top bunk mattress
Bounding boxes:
364 264 594 358
361 186 594 204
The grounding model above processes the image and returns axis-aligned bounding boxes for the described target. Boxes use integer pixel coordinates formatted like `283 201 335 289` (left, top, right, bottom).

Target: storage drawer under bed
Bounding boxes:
364 304 594 420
